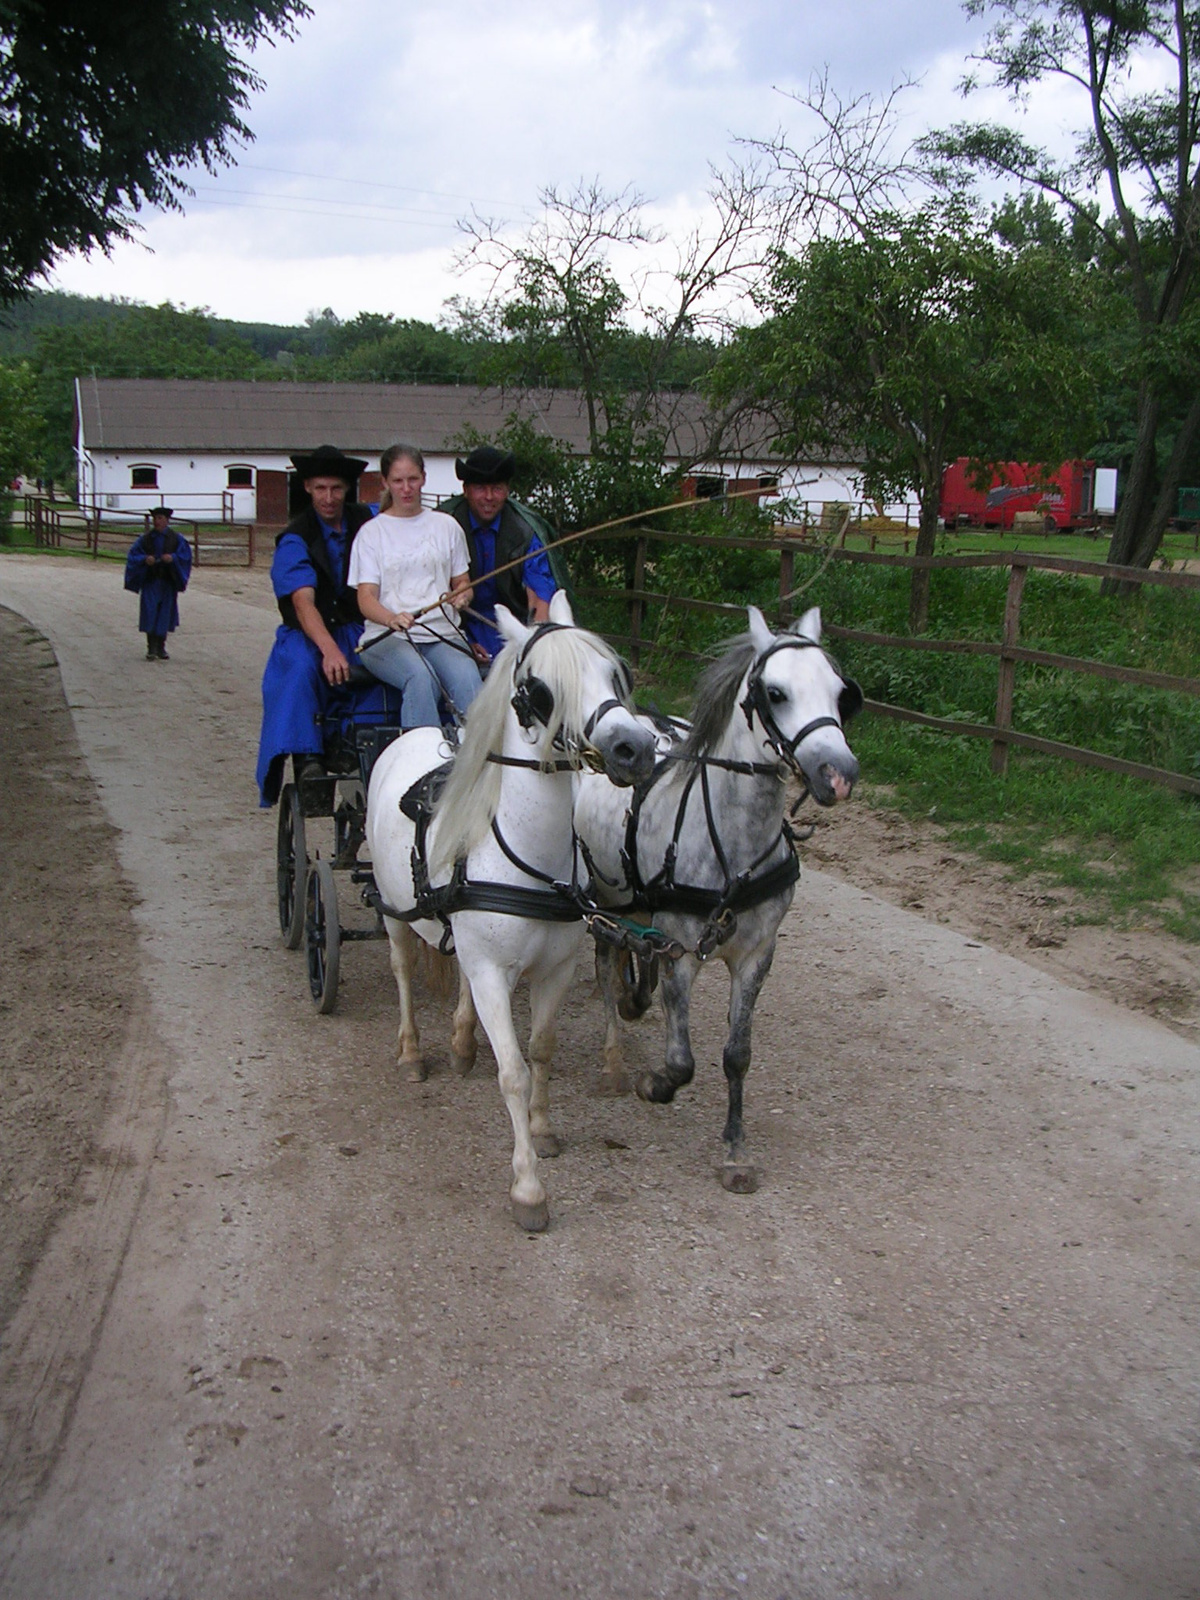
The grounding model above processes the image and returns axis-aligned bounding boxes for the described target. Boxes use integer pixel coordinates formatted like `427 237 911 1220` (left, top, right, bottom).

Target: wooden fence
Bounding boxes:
24 498 261 566
575 529 1200 799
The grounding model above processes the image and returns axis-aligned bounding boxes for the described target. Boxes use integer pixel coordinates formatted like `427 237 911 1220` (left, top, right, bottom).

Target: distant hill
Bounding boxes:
0 289 310 361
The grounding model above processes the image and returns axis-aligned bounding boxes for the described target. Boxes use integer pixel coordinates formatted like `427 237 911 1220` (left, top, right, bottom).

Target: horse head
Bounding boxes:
743 606 861 805
495 592 656 788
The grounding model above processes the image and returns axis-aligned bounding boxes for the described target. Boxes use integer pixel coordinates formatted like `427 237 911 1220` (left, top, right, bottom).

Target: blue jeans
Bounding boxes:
362 633 482 728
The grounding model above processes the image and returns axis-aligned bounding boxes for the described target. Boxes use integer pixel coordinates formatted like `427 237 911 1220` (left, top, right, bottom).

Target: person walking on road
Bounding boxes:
124 506 192 660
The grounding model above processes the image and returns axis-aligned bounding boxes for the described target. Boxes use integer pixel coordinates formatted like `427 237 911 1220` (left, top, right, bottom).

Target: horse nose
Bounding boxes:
598 725 657 787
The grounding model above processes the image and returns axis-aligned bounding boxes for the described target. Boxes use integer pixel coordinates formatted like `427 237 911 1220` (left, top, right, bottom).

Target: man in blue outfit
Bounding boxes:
256 444 373 807
124 506 192 660
444 446 558 663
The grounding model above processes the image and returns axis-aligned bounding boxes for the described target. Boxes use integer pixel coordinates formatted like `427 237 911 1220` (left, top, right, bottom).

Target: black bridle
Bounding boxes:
740 634 862 780
509 622 634 764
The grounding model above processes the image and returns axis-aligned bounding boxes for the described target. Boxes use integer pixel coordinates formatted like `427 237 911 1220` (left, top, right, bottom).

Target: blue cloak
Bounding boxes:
124 529 192 634
255 622 400 806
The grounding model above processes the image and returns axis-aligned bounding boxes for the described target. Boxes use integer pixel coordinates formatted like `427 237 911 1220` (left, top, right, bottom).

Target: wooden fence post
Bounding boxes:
248 524 256 568
992 557 1028 775
629 535 646 667
778 545 794 625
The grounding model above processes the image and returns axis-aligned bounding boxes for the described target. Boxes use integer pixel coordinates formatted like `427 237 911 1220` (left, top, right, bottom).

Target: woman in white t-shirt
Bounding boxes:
348 444 483 729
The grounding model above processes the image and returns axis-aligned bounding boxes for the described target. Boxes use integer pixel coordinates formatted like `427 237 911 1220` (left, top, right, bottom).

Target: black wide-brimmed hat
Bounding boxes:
291 444 368 482
150 505 174 518
455 445 516 485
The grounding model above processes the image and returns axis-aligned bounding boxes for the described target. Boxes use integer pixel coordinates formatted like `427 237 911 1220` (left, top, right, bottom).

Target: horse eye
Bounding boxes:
766 685 787 705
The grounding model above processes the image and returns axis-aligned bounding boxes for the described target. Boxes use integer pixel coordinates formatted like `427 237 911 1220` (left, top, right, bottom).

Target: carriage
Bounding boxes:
274 679 413 1013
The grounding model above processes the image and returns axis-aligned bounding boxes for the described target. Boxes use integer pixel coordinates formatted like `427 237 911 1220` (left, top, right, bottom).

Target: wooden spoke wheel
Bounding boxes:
276 783 307 949
304 859 341 1014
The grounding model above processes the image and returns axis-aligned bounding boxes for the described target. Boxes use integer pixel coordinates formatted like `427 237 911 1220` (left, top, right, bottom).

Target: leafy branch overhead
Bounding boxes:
922 0 1200 577
0 0 310 302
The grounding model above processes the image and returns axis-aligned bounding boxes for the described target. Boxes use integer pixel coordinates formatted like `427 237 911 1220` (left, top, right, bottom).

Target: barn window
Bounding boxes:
758 474 779 490
130 465 158 488
227 465 254 488
695 475 725 499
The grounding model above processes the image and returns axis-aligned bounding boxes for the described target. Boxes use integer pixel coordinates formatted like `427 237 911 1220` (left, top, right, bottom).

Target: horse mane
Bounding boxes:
680 633 759 758
430 624 625 871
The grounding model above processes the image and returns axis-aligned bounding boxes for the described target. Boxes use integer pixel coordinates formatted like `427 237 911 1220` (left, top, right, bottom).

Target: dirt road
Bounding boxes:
0 551 1197 1600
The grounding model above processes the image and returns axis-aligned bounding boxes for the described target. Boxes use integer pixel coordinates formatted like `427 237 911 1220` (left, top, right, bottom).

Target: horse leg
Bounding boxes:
527 952 577 1158
467 965 548 1232
450 965 478 1075
594 943 631 1097
637 953 698 1104
386 921 425 1080
720 943 776 1194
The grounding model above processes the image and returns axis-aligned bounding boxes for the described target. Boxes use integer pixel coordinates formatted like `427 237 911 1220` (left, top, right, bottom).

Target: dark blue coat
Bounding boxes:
124 528 192 633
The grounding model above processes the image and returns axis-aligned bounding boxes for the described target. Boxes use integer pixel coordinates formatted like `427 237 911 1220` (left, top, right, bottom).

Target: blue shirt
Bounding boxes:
464 513 556 658
271 513 348 601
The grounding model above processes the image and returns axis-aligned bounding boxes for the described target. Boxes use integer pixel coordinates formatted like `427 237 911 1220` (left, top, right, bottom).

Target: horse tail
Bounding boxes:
419 942 458 1001
616 950 659 1022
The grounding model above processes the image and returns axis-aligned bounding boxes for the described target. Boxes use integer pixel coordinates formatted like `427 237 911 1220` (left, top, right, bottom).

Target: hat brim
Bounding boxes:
455 451 516 485
291 450 368 483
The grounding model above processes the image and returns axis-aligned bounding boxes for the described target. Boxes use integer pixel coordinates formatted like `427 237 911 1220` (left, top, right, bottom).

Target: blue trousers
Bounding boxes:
362 634 482 728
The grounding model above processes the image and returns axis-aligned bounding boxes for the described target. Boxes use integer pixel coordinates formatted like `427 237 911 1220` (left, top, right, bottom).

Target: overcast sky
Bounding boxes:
45 0 1083 327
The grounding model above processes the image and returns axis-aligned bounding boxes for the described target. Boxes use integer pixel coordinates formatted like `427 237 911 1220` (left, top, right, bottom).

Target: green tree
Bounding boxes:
924 0 1200 576
31 301 270 482
713 208 1096 629
0 359 44 518
0 0 309 301
454 177 768 530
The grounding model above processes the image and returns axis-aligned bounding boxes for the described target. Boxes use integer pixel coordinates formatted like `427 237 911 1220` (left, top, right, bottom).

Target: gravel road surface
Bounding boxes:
0 551 1196 1600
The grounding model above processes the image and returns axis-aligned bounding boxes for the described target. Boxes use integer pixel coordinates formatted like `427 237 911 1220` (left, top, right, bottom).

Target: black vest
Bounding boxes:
275 503 374 631
446 499 540 623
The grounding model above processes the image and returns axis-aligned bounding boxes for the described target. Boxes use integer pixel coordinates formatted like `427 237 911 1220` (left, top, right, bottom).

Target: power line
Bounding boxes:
190 195 460 230
234 162 522 214
192 184 466 223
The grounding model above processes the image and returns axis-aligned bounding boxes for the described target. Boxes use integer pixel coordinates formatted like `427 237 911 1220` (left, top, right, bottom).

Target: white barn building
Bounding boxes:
73 377 878 525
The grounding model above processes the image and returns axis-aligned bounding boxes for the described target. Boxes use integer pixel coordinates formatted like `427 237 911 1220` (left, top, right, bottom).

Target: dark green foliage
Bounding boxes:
709 205 1096 629
572 548 1200 936
0 0 309 300
29 300 273 481
924 0 1200 571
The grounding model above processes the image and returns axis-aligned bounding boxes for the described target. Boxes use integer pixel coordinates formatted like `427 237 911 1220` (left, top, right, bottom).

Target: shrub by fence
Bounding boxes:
572 529 1200 798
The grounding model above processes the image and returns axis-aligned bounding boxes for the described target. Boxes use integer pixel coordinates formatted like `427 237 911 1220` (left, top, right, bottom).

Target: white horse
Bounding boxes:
573 605 861 1193
366 592 657 1232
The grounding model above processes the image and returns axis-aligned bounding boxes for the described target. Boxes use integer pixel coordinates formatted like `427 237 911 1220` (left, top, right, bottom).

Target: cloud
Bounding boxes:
46 0 1015 323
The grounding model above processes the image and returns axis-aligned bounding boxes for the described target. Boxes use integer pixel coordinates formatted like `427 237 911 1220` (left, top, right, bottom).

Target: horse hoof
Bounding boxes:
636 1071 676 1105
451 1048 476 1077
402 1058 427 1083
596 1069 630 1098
533 1132 562 1159
512 1197 550 1233
721 1163 759 1194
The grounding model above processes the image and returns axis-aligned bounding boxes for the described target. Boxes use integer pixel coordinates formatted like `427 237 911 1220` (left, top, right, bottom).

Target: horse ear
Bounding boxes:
791 605 822 642
548 590 575 625
747 606 774 652
494 604 531 648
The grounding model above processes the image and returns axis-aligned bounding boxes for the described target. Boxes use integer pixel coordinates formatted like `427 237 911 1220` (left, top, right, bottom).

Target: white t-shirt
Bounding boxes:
348 509 471 644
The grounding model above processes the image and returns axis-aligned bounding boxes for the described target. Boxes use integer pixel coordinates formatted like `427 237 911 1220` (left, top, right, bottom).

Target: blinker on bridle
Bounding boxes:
510 623 633 770
740 635 863 773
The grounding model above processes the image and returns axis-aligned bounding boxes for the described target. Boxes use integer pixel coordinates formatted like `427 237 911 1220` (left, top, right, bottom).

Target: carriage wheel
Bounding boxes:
276 784 307 949
304 859 341 1014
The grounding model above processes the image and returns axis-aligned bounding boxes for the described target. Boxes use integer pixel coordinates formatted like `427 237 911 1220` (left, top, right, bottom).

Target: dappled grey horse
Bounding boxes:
573 606 861 1192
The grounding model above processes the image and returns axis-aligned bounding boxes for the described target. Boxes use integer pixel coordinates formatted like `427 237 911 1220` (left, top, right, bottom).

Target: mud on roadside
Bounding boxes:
0 608 144 1339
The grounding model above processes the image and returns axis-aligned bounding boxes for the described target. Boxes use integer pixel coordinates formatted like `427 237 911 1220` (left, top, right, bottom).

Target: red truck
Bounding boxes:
940 458 1098 532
